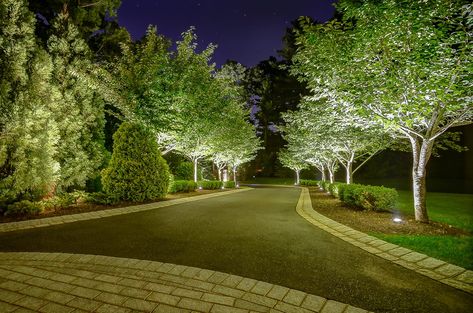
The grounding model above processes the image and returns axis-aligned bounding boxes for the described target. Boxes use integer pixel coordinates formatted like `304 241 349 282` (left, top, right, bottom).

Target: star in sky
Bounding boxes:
118 0 336 67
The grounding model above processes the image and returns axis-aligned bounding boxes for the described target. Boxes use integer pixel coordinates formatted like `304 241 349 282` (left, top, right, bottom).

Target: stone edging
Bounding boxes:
296 187 473 295
0 252 372 313
0 188 251 234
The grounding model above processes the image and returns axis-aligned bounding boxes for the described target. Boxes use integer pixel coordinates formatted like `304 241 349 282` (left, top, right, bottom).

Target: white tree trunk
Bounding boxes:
328 167 334 183
345 161 352 184
320 165 326 181
295 170 300 185
233 166 237 185
409 136 434 223
218 169 222 181
193 159 198 183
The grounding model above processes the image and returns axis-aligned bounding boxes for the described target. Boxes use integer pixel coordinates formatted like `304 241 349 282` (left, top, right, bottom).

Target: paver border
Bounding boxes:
0 252 372 313
0 188 251 234
296 187 473 295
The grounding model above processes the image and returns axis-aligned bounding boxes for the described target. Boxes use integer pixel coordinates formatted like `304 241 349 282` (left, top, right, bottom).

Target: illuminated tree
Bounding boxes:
278 149 308 185
47 13 108 191
292 0 473 222
0 0 59 200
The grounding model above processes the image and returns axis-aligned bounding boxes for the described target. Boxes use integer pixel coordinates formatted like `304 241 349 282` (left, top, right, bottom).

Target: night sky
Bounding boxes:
117 0 336 67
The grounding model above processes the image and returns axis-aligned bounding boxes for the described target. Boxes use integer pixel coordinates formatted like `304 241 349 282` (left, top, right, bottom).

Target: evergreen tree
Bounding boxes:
0 0 59 200
47 13 107 191
102 122 170 201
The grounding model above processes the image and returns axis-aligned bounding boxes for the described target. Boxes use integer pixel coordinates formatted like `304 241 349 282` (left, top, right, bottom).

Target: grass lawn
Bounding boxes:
375 191 473 269
374 233 473 270
396 191 473 232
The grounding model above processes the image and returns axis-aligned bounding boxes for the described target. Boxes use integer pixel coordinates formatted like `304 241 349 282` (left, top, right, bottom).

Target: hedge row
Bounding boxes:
300 179 320 186
198 181 223 190
301 180 398 212
322 182 398 211
169 180 198 193
224 181 236 188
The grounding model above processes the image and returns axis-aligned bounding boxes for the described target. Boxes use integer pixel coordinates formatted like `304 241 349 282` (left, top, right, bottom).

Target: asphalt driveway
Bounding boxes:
0 186 472 312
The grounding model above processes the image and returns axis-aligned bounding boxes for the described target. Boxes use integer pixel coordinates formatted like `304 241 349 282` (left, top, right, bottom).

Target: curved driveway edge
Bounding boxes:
296 187 473 295
0 252 372 313
0 188 250 234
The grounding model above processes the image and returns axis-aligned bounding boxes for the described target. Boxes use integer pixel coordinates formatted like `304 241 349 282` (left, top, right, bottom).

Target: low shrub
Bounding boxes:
4 200 43 216
319 181 398 212
198 181 223 190
300 180 319 186
39 193 76 210
327 183 342 197
336 183 398 211
224 181 236 188
84 192 119 205
320 180 330 191
169 180 197 193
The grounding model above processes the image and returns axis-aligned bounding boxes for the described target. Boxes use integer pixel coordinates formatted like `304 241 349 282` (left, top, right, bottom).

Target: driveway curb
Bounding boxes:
0 188 251 234
296 187 473 295
0 252 372 313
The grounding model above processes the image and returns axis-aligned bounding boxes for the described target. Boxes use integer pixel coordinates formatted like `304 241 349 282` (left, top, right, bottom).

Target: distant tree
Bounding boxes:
278 149 309 185
29 0 122 41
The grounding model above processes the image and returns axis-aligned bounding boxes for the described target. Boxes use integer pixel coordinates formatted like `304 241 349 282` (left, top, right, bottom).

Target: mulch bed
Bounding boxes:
307 187 469 236
0 189 226 224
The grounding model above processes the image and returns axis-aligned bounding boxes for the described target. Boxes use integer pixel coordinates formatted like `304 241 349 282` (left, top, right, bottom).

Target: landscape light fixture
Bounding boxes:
393 217 402 223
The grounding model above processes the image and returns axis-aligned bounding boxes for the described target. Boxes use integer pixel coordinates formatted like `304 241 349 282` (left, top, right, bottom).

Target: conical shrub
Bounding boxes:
102 122 169 202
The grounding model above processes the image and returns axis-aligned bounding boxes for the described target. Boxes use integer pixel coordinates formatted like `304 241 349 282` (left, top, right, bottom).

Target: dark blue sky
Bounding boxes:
117 0 336 67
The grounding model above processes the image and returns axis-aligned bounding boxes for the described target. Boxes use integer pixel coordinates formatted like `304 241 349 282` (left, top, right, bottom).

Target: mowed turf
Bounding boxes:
375 191 473 269
396 191 473 232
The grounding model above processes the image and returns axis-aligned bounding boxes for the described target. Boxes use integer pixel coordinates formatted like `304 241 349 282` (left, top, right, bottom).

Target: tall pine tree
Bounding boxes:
47 12 107 191
0 0 59 200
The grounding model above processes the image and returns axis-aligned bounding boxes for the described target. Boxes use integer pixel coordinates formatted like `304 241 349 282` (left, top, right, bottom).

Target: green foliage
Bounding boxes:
0 0 59 200
300 180 319 186
38 191 87 210
321 182 398 211
169 180 197 193
47 14 107 190
327 183 342 198
338 184 398 211
173 162 194 180
320 180 330 191
291 0 472 220
102 122 170 202
28 0 122 40
198 181 223 190
224 181 236 188
4 200 42 216
84 192 119 205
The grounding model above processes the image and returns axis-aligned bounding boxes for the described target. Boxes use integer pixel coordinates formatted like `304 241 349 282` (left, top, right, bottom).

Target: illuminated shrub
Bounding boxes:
102 122 170 202
4 200 42 216
340 183 397 211
169 180 197 193
198 181 223 190
224 181 236 188
300 180 319 186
